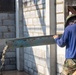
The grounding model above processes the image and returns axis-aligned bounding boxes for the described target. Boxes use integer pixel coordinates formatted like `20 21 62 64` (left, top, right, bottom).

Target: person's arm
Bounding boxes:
53 28 69 47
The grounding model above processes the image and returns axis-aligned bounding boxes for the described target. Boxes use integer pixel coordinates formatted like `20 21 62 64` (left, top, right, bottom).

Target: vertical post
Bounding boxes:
16 0 24 71
46 0 56 75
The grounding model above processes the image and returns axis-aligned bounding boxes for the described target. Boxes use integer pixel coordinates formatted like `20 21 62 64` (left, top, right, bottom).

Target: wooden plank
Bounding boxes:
6 35 60 47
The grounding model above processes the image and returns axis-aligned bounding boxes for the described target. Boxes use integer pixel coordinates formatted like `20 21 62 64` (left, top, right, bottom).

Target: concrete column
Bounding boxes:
46 0 56 75
16 0 24 71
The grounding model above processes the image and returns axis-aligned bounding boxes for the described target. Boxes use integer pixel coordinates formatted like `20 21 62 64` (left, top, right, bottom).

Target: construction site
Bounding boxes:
0 0 76 75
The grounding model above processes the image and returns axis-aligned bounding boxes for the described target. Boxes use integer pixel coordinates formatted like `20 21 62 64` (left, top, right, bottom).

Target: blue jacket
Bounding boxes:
55 24 76 59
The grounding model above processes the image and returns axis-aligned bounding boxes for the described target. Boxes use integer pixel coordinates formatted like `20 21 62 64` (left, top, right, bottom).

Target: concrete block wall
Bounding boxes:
0 12 16 70
23 0 50 75
56 0 65 75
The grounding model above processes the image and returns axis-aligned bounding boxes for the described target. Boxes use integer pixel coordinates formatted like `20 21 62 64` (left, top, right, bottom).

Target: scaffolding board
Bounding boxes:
6 35 61 47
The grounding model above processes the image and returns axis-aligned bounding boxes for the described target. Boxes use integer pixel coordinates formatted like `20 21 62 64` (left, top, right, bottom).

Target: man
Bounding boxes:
53 14 76 75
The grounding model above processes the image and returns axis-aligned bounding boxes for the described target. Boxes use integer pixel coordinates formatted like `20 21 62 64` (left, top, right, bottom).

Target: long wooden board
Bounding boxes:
6 34 62 47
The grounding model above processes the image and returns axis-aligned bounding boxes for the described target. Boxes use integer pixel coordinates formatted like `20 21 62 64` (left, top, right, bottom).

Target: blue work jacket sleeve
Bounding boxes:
55 28 69 47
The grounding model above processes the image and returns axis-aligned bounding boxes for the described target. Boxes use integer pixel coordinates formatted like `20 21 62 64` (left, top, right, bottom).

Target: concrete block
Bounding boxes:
4 59 10 65
0 33 3 38
57 14 64 23
57 64 63 73
8 26 16 32
3 20 15 26
24 47 33 54
0 22 3 25
28 55 34 62
35 10 41 18
34 71 38 75
29 68 34 75
46 68 50 75
38 65 45 74
4 65 16 70
31 11 36 18
56 4 63 13
24 59 28 66
24 66 29 73
5 52 16 58
39 59 46 67
4 32 16 38
9 58 16 65
27 61 33 68
24 53 29 60
0 13 8 20
27 18 33 25
32 6 36 10
0 26 8 32
8 14 15 20
32 62 38 71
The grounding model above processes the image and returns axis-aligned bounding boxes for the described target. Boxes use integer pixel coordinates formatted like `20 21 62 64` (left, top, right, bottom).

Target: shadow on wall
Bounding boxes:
23 0 50 75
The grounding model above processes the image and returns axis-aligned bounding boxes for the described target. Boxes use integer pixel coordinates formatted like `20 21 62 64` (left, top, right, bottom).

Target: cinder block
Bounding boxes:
5 52 16 58
29 68 34 75
34 71 38 75
8 26 16 32
0 13 8 20
0 26 8 32
3 32 16 38
24 65 29 73
24 53 29 60
8 14 15 20
4 65 16 70
38 65 45 74
9 58 16 65
0 33 3 38
27 61 33 68
3 20 15 26
4 59 10 65
28 55 34 62
32 62 38 72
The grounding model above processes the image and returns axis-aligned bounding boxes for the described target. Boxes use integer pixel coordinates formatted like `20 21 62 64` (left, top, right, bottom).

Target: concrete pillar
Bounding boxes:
16 0 24 71
46 0 56 75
